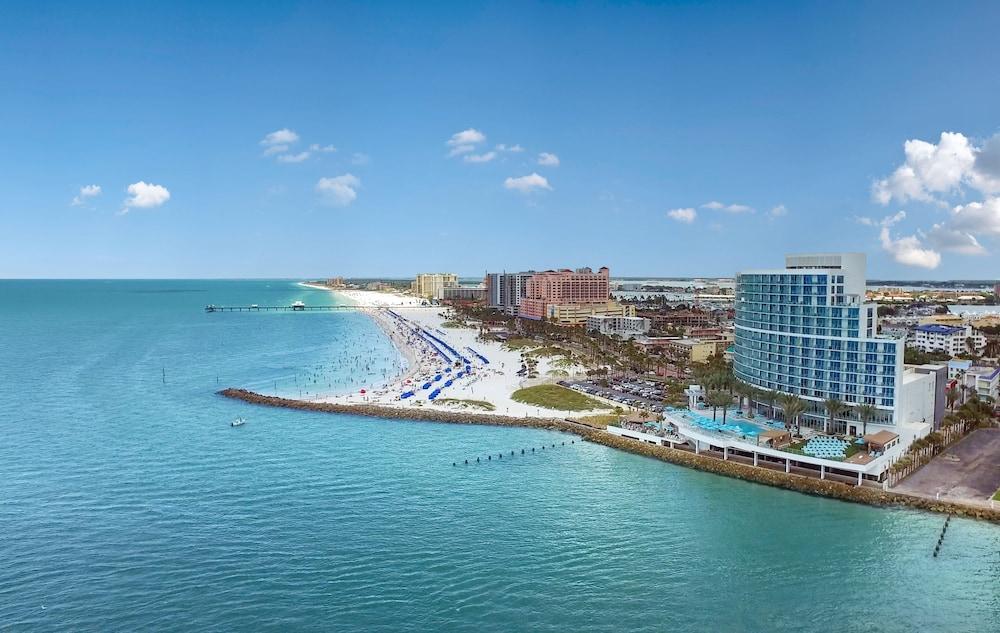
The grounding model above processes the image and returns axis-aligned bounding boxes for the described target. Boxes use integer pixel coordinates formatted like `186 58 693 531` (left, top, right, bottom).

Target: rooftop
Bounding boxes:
915 324 964 335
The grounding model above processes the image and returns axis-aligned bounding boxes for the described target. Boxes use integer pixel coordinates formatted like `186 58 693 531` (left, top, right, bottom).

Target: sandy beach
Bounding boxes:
300 285 609 419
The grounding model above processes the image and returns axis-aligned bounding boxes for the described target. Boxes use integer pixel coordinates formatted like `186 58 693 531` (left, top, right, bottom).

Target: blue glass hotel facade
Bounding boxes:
734 253 919 433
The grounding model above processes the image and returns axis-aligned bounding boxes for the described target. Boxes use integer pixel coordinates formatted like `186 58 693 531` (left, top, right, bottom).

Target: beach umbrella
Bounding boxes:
360 388 367 394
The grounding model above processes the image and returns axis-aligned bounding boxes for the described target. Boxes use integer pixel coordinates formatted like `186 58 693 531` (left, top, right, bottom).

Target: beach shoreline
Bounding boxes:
294 283 604 418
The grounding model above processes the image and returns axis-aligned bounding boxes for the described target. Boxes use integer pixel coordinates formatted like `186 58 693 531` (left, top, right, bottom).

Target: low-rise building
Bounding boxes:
539 301 635 326
440 285 487 304
954 365 1000 402
585 315 651 338
638 309 714 330
911 324 985 356
655 337 720 363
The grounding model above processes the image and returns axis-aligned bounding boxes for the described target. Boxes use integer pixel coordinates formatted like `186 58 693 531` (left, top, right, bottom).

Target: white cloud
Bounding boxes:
926 224 988 255
351 153 371 166
866 211 938 268
316 174 361 206
464 151 497 163
121 181 170 213
948 197 1000 235
504 173 551 193
277 151 311 163
667 207 697 224
309 144 337 153
71 184 102 206
701 200 754 213
447 128 485 146
872 131 988 205
879 225 941 269
261 128 299 149
446 128 487 158
538 152 560 167
496 143 524 152
768 204 787 218
262 144 289 156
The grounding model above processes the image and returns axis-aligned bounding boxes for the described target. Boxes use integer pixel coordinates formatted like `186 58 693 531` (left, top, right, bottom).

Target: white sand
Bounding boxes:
299 283 425 307
299 284 611 418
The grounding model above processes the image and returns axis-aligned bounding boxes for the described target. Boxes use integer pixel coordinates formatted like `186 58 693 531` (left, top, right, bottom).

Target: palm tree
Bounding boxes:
823 398 846 435
760 389 778 420
778 393 805 435
984 339 1000 359
706 390 730 421
946 387 959 412
733 382 752 416
855 403 878 437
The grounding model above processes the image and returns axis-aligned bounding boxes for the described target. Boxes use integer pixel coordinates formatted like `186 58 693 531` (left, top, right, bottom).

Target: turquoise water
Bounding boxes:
1 281 998 631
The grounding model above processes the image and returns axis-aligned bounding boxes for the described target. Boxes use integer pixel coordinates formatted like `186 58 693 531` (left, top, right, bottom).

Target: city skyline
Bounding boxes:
2 2 1000 279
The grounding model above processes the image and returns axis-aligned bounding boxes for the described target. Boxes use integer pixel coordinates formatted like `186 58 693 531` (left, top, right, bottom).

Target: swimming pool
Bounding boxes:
668 408 785 438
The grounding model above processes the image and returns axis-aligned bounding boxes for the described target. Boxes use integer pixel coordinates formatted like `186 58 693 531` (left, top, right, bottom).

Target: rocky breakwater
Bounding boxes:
219 388 1000 523
218 388 581 433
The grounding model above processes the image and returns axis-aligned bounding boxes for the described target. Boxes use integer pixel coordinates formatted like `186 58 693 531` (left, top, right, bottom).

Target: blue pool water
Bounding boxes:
670 408 774 437
1 281 998 631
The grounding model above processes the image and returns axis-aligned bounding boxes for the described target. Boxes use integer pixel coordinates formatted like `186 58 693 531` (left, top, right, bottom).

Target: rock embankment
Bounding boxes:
218 388 1000 523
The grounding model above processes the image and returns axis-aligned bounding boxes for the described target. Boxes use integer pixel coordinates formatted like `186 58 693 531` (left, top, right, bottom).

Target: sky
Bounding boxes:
2 1 1000 280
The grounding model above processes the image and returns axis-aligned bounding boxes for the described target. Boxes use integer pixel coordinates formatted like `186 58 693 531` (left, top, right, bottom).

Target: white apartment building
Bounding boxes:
586 315 651 339
911 324 985 356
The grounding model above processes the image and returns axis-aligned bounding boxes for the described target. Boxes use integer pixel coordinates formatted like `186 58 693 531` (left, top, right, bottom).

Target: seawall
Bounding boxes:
218 388 1000 524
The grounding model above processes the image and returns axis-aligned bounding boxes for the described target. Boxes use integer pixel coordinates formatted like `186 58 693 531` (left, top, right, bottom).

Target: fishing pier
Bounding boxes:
205 304 377 312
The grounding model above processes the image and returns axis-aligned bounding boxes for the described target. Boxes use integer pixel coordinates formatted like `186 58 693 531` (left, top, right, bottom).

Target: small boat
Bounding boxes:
231 417 246 427
292 300 306 311
250 304 259 309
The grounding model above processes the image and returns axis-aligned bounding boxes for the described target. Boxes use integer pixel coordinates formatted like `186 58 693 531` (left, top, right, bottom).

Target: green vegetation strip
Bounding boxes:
502 337 538 350
435 398 496 411
525 346 566 358
993 489 1000 501
511 384 607 411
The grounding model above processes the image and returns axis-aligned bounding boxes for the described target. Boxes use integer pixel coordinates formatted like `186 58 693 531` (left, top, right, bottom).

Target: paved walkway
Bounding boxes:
894 429 1000 506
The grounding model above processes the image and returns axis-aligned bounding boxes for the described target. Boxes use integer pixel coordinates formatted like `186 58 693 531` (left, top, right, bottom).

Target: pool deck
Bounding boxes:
615 408 914 483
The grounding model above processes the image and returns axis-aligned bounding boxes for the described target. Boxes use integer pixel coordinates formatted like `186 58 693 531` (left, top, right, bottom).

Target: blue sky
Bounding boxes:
2 1 999 279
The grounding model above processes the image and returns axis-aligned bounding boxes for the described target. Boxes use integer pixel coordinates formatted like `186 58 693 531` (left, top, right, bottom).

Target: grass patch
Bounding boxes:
511 384 607 411
525 346 566 358
574 414 621 429
503 337 538 350
993 489 1000 501
435 398 496 411
440 320 465 328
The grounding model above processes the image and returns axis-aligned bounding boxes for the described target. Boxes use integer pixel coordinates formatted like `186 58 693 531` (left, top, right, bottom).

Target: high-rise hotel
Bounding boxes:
734 253 940 436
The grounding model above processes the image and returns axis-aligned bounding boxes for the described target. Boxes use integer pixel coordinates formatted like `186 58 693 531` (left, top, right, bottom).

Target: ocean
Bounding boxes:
1 280 997 631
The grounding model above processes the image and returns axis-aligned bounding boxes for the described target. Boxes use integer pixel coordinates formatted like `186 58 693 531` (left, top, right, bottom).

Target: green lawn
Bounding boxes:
440 320 465 328
435 398 496 411
993 489 1000 501
525 346 566 358
502 337 538 350
511 384 607 411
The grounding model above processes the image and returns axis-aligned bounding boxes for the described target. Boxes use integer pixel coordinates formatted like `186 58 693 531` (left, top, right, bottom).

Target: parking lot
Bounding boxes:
561 378 669 412
894 429 1000 505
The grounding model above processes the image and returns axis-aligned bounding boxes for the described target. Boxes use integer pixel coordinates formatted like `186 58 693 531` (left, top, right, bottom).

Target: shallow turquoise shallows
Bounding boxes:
1 281 997 632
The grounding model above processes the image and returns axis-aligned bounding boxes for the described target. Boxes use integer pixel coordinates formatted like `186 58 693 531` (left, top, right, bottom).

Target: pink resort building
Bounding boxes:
519 267 633 325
